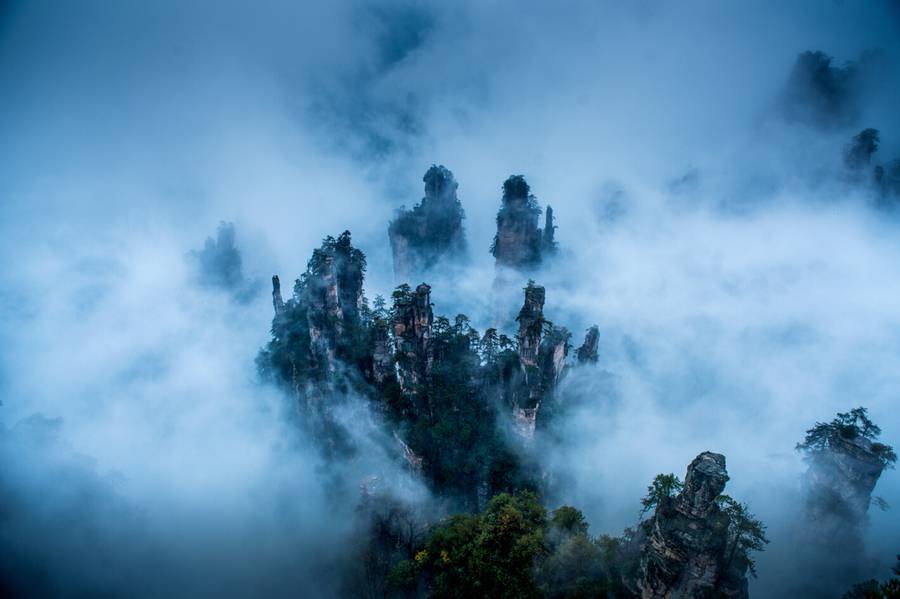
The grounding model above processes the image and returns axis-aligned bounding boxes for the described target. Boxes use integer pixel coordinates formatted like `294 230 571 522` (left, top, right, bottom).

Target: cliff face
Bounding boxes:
516 283 546 369
511 282 569 437
794 409 896 567
575 326 600 364
260 230 582 506
392 283 434 398
371 319 394 385
638 452 749 599
272 274 285 316
492 175 557 270
262 231 371 408
388 165 467 281
802 432 891 549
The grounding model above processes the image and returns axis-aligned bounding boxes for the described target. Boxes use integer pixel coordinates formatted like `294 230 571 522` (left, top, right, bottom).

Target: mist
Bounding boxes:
2 1 900 597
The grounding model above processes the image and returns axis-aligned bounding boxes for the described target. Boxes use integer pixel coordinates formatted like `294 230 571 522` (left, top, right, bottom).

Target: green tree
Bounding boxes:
715 495 769 583
414 492 548 599
796 407 897 467
550 506 589 536
640 473 683 517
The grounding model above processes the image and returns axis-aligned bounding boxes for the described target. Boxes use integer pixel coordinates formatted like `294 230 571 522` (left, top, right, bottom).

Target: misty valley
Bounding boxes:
2 2 900 598
248 165 897 598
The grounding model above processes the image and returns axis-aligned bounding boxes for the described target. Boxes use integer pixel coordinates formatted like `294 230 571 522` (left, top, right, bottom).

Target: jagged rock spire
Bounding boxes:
389 165 467 280
542 205 557 255
516 282 545 369
797 408 896 550
260 232 368 408
491 175 558 271
272 275 285 316
393 283 434 397
575 326 599 364
371 319 394 385
510 282 569 438
637 452 743 599
677 452 729 519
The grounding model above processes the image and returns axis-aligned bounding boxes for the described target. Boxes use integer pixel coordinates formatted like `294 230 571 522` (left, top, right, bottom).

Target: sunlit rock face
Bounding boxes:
638 452 748 599
388 165 467 281
491 175 557 270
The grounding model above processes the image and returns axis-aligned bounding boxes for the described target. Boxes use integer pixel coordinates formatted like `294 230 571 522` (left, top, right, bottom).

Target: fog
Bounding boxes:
2 1 899 597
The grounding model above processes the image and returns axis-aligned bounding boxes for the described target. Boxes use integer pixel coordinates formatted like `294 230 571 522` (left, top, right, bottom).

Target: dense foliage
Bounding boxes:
715 495 770 580
386 284 540 507
258 232 561 506
388 493 634 599
256 231 806 598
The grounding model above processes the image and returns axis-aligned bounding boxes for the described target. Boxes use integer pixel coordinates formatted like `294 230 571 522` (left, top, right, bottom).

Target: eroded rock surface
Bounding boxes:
511 282 569 438
638 452 748 599
492 175 557 270
393 283 434 398
800 419 894 548
575 326 600 364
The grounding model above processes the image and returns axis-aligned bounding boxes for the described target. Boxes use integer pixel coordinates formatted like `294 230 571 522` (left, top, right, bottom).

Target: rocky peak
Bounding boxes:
392 283 434 396
263 231 370 404
510 282 570 438
388 165 467 280
575 326 599 364
637 452 749 599
676 452 729 519
493 175 541 269
797 408 896 549
516 282 546 369
538 327 569 390
371 319 394 385
492 175 557 270
272 275 285 316
542 205 558 256
422 164 457 204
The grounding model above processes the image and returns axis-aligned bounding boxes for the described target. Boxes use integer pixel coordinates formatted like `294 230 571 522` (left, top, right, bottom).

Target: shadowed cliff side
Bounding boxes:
491 175 558 271
389 165 467 281
635 452 767 599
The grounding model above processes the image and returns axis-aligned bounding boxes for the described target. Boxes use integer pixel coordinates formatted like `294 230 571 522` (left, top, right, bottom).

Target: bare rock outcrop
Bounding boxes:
263 231 369 404
638 452 749 599
511 282 569 438
371 318 394 385
272 275 285 316
491 175 557 271
797 408 896 550
516 282 546 369
392 283 434 398
575 326 600 364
